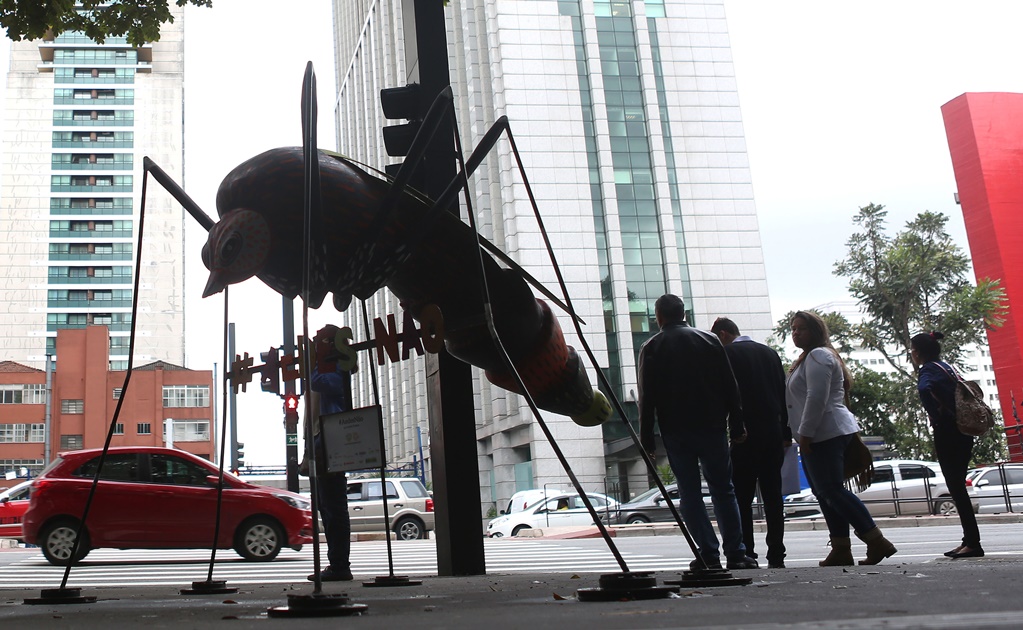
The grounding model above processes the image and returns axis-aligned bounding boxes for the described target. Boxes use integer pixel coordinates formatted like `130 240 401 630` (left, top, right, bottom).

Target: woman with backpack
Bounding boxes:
911 331 984 559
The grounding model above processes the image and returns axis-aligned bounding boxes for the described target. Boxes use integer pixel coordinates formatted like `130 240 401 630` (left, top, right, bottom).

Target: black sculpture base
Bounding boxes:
362 575 422 587
664 568 753 588
24 587 97 605
180 579 238 595
266 593 368 618
576 571 678 602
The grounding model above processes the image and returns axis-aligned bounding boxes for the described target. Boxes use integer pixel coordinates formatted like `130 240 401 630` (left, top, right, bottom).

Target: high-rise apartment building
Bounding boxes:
330 0 773 509
0 7 187 371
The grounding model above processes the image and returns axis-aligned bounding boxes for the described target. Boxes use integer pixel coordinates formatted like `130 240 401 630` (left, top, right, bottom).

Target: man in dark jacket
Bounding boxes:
712 317 792 568
638 294 757 570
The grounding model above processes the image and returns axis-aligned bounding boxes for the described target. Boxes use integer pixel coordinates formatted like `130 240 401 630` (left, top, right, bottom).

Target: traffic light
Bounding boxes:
380 83 423 176
235 442 245 470
284 393 300 415
260 346 281 395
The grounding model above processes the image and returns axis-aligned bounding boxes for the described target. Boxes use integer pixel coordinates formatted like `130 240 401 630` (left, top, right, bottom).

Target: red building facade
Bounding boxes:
0 326 215 491
942 92 1023 461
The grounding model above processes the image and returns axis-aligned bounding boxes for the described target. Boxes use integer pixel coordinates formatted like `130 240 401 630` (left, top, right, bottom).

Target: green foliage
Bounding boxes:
1 0 212 47
486 505 497 519
833 204 1006 375
829 204 1007 459
656 463 675 485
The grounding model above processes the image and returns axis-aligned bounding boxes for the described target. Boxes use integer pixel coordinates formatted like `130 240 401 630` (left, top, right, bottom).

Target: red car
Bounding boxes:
0 480 32 541
23 446 313 566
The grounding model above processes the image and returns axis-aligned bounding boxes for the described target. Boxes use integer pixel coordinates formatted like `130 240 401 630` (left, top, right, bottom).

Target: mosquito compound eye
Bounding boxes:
220 232 243 266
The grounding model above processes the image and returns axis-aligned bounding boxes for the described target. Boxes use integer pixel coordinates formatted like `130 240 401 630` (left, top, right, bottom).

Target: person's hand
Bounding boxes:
798 435 812 454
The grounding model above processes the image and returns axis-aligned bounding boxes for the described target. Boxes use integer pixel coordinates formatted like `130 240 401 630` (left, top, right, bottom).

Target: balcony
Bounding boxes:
49 229 132 238
47 298 133 308
47 276 132 285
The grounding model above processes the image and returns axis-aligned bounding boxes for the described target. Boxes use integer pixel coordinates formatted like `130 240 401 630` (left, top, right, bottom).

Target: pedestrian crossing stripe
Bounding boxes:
0 540 690 589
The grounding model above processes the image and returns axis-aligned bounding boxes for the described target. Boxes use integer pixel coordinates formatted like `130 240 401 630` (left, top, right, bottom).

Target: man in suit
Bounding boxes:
711 317 792 568
638 294 758 571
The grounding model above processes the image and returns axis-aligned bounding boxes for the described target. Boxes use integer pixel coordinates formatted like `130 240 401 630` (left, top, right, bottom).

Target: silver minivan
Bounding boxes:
347 477 435 540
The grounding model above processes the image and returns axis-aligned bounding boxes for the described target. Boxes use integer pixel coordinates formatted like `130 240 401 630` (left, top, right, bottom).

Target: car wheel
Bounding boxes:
393 516 426 540
933 496 958 516
626 515 651 525
234 516 284 561
40 519 90 566
490 532 504 538
511 525 531 537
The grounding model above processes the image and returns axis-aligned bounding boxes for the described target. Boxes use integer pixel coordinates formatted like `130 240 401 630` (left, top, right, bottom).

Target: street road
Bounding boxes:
0 523 1019 589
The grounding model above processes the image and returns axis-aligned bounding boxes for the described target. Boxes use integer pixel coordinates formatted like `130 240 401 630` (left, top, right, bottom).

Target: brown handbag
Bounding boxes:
844 433 874 492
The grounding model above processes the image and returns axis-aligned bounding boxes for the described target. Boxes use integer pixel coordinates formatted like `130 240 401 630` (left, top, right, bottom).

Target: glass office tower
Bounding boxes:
330 0 772 508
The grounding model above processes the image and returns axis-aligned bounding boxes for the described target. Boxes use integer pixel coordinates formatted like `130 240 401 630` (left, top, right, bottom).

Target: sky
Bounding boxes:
4 1 1023 465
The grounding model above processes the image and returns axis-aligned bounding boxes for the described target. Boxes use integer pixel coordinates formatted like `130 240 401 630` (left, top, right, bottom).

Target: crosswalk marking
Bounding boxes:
0 539 692 588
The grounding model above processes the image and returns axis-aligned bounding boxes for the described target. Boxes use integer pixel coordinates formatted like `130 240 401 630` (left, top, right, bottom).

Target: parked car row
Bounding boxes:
968 463 1023 514
785 460 957 519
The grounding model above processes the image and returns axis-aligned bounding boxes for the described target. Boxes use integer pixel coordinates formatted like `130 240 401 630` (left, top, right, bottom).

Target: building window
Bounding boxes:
137 423 151 435
169 420 210 442
0 384 46 405
61 399 85 414
163 385 210 408
0 459 44 478
60 434 84 450
113 387 122 399
0 424 45 443
113 423 124 435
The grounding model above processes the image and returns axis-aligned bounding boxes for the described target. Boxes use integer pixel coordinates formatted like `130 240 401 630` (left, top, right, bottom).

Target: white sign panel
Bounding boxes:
321 405 384 473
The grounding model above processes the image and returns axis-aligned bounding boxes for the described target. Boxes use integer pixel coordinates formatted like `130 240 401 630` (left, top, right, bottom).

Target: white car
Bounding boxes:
968 463 1023 514
486 492 619 538
499 487 569 516
783 459 955 518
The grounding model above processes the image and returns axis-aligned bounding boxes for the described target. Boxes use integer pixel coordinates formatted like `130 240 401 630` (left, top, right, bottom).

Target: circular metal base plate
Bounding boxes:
362 575 422 588
24 588 97 605
577 572 678 602
180 580 239 595
267 593 368 618
577 585 678 602
664 569 753 588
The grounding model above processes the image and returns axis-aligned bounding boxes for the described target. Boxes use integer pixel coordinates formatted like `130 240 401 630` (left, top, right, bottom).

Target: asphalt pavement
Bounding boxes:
1 515 1021 629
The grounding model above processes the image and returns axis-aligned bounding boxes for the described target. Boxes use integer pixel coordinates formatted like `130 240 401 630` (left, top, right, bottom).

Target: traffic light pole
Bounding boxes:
282 297 300 493
396 0 486 576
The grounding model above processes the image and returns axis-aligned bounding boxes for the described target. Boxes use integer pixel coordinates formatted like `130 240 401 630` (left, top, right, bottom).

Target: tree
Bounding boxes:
831 204 1007 463
834 204 1005 374
1 0 212 47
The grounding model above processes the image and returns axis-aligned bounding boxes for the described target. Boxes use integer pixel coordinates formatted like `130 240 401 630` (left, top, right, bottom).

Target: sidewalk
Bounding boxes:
0 554 1020 629
2 515 1022 628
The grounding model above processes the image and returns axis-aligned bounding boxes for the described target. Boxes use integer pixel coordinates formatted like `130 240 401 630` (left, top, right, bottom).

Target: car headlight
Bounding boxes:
275 494 311 511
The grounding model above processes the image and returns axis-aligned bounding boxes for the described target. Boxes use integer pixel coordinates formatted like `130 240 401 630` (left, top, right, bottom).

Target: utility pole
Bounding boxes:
282 297 299 492
397 0 486 576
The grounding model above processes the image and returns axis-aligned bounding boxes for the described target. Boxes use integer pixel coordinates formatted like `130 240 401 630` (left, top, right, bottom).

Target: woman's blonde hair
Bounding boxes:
789 310 853 395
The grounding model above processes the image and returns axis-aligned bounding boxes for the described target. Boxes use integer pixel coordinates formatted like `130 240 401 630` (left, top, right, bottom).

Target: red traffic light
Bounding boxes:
285 394 300 411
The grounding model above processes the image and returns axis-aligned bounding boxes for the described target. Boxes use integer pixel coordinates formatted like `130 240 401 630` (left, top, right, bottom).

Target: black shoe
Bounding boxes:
944 545 965 558
768 561 786 569
689 557 722 571
308 567 354 582
726 556 759 570
950 547 984 559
